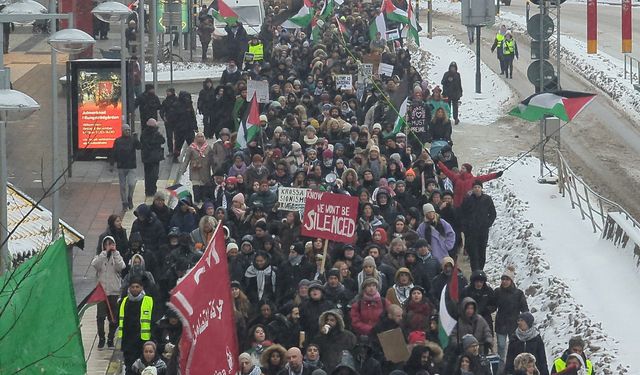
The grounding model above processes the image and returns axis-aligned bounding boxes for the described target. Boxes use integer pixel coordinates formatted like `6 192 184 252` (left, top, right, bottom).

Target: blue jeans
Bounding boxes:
497 333 508 362
118 168 136 206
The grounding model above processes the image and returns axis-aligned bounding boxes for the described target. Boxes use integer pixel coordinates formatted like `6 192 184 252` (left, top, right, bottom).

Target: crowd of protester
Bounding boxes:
96 0 595 374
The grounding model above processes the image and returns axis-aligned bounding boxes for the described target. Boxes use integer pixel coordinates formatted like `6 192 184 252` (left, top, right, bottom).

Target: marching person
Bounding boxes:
140 118 165 197
491 24 508 75
111 123 141 211
502 30 519 79
119 278 157 375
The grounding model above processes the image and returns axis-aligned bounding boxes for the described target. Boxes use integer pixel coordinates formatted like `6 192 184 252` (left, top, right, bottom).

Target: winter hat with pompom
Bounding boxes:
502 265 516 282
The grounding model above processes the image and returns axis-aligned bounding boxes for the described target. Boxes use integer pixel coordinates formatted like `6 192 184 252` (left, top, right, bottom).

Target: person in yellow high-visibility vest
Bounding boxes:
491 24 508 75
247 37 264 64
501 30 519 79
551 336 594 375
119 278 156 374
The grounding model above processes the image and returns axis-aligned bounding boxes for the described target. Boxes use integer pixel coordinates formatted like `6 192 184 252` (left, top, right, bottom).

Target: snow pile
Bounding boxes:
430 0 640 124
144 62 226 82
412 35 515 125
482 156 639 374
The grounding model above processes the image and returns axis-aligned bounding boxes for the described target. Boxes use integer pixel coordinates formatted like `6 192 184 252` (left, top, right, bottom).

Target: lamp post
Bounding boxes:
0 89 40 274
92 1 132 125
47 29 95 239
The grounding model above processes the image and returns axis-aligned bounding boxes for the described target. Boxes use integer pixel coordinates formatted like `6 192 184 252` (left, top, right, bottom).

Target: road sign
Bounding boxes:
531 40 550 59
527 14 554 41
527 59 556 86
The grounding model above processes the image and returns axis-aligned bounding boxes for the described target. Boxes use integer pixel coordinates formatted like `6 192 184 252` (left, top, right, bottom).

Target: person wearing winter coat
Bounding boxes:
172 91 197 162
160 88 179 157
429 108 453 144
436 161 502 207
276 242 315 304
169 198 199 234
350 277 386 336
416 203 456 263
386 267 416 307
190 215 217 251
514 352 541 375
505 312 549 375
353 336 383 375
211 127 232 173
323 268 354 311
243 251 278 304
91 236 126 349
197 79 216 138
150 191 173 232
550 336 594 375
449 297 493 355
220 59 242 86
97 214 129 256
260 344 287 375
460 270 496 333
441 61 463 125
245 154 271 189
430 256 468 307
451 335 492 375
403 285 434 332
152 309 182 362
357 255 388 294
140 118 165 197
299 281 336 341
131 341 167 375
553 353 588 375
494 266 529 364
197 17 214 63
111 124 141 211
120 253 158 299
313 309 357 372
412 239 441 291
502 30 519 79
135 84 162 131
240 352 263 375
460 180 497 271
404 343 443 375
176 132 212 203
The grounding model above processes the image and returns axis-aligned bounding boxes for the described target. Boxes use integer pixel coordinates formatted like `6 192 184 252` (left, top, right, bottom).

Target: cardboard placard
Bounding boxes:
278 187 310 213
385 28 401 41
247 80 270 104
243 52 254 62
378 62 395 77
301 191 359 243
335 74 353 90
377 328 410 363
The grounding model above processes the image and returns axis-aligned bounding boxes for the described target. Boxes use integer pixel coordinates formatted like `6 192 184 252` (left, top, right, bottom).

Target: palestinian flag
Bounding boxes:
77 283 113 321
405 1 420 45
438 285 457 348
509 91 596 122
384 76 409 134
209 0 238 25
319 0 334 20
369 12 387 40
281 0 314 28
335 15 349 38
236 94 260 149
382 0 409 24
167 183 191 200
310 17 322 43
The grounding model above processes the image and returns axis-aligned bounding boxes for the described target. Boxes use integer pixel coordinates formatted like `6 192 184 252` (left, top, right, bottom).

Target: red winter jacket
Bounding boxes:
350 294 386 335
438 161 499 207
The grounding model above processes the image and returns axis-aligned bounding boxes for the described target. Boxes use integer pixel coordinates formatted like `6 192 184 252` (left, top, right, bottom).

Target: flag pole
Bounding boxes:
319 239 329 274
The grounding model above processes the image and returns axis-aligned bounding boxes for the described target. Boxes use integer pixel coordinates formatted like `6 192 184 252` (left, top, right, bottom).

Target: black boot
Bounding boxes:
97 317 106 349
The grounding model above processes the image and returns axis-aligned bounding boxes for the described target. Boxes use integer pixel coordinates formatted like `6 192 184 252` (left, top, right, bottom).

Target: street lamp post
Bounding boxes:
0 89 40 274
92 1 132 125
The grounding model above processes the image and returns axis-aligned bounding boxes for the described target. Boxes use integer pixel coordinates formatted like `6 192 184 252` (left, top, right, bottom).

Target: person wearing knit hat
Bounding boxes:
495 264 529 366
226 242 239 254
259 114 268 124
405 168 416 177
436 158 503 207
422 203 435 215
357 255 384 292
504 311 548 375
372 123 382 131
518 312 534 329
350 275 384 336
417 200 455 263
146 118 158 127
462 334 479 352
551 337 593 375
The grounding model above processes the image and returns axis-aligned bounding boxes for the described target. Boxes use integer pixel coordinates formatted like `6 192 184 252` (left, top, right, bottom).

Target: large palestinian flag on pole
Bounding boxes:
209 0 238 25
281 0 314 28
382 0 409 24
236 94 260 149
509 91 596 122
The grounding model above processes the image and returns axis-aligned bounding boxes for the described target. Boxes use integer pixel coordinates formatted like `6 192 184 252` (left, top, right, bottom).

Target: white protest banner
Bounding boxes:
378 63 395 77
278 187 309 213
335 74 353 90
247 80 270 104
385 28 401 41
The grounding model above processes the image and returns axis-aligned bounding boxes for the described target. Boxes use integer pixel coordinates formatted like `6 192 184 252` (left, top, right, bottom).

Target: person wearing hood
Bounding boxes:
121 253 158 298
554 353 588 375
164 229 202 272
300 281 336 340
119 278 158 374
461 270 496 334
140 118 165 196
220 59 242 86
514 352 541 375
134 84 162 131
417 203 456 263
404 342 443 375
97 214 129 255
261 344 287 375
169 197 199 233
190 215 217 251
412 239 441 291
551 336 594 375
505 312 549 375
350 276 385 336
152 308 182 362
441 62 463 125
244 251 277 304
175 132 212 204
385 267 415 307
436 161 502 207
150 191 173 231
430 256 468 306
330 349 364 375
494 266 529 365
131 341 167 375
91 236 126 349
267 304 302 350
314 309 357 372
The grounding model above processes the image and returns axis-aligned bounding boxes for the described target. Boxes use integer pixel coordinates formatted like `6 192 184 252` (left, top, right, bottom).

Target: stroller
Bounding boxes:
430 139 450 158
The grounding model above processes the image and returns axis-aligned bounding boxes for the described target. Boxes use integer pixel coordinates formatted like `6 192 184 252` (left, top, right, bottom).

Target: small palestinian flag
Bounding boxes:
77 283 114 321
167 183 191 200
509 91 596 122
438 285 457 348
209 0 238 25
382 0 409 24
236 93 260 149
384 75 410 134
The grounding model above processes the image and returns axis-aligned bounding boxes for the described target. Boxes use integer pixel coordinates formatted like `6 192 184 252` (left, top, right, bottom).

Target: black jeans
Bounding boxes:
144 162 160 196
174 130 195 157
164 122 174 155
466 231 489 271
96 296 118 341
447 98 459 121
503 55 514 77
202 113 214 138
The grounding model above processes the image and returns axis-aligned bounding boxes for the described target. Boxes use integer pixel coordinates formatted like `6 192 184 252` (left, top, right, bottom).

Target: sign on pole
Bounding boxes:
247 80 270 103
278 187 309 213
301 191 359 243
335 74 353 90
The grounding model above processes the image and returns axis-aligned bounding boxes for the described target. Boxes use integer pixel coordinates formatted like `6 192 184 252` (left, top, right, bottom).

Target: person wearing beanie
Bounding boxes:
323 267 352 308
363 144 386 180
350 276 384 335
505 312 549 375
460 175 497 271
436 159 503 207
416 199 456 263
430 256 467 306
140 114 166 197
299 279 335 341
551 336 594 375
449 297 492 357
111 122 141 211
357 255 386 293
461 270 496 335
119 278 157 373
494 265 529 365
131 340 167 374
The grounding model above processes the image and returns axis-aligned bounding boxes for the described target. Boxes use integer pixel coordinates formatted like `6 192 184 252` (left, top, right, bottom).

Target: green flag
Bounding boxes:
0 239 86 374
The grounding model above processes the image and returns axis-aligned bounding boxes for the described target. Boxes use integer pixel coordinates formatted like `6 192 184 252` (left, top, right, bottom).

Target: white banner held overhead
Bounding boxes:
278 187 309 213
247 80 270 103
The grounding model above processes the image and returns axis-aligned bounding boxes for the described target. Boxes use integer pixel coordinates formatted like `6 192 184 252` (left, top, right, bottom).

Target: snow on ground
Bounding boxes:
429 0 640 125
482 156 639 374
144 62 225 82
412 34 515 125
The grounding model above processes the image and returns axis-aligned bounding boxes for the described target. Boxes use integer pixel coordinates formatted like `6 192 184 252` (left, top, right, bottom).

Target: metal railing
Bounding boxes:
556 150 640 251
623 53 640 87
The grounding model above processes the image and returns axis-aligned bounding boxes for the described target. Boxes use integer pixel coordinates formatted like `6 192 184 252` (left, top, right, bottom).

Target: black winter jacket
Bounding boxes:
111 134 141 169
505 333 549 375
460 193 497 234
140 127 165 164
494 284 529 335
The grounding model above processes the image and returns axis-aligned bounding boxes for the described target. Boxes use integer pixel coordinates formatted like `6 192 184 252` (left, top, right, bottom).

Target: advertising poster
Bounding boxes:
158 0 189 33
76 68 123 149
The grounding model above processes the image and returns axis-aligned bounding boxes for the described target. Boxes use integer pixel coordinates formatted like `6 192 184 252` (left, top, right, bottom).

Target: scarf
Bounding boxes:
393 283 414 305
244 265 276 300
362 290 381 302
232 205 246 219
128 290 146 302
288 254 303 266
515 326 539 342
190 142 208 158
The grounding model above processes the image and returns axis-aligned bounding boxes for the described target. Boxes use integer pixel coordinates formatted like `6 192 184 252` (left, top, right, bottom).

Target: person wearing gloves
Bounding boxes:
505 312 549 375
91 235 126 349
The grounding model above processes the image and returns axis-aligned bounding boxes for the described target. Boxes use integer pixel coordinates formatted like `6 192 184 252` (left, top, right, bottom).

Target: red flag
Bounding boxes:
449 263 459 303
169 223 239 375
77 282 114 322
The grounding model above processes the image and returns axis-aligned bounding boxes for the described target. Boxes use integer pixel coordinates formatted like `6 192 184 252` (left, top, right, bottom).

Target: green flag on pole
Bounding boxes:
0 239 86 374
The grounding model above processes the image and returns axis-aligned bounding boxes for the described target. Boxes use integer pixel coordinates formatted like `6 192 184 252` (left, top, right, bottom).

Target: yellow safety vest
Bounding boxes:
496 33 505 45
248 43 264 62
118 295 154 340
503 39 515 55
553 357 593 375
